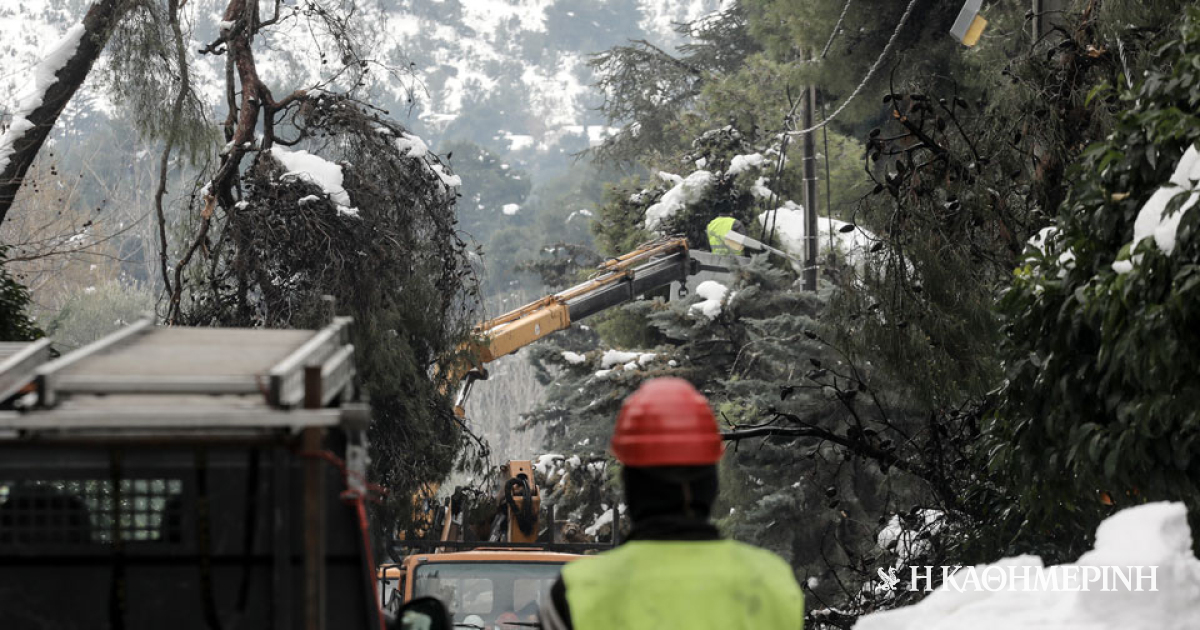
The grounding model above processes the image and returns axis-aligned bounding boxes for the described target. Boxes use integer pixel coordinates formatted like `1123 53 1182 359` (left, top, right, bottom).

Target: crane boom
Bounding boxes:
448 237 693 415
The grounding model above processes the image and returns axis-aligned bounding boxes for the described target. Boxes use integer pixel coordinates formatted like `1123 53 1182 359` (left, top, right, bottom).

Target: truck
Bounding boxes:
0 317 385 630
383 236 730 626
379 460 602 629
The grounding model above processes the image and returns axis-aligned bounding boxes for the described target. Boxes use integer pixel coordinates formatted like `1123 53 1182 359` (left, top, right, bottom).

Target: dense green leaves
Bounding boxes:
0 247 43 342
993 8 1200 550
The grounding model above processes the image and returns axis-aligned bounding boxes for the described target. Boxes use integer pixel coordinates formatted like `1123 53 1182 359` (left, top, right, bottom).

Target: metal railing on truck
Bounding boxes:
0 318 384 630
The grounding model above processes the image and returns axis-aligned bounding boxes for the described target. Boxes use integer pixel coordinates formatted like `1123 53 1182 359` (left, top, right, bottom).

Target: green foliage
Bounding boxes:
45 280 153 350
0 249 43 342
101 0 216 164
532 0 1192 622
444 140 532 244
743 0 976 132
526 257 973 616
588 5 760 165
177 98 481 526
992 9 1200 553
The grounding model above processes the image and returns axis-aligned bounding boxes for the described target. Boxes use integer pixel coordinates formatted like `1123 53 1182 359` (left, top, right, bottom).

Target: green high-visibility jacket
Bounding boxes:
561 539 804 630
707 217 739 255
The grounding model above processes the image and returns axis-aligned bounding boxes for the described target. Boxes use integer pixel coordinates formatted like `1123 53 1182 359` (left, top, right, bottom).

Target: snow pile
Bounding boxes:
728 152 766 175
759 203 876 268
751 176 775 199
877 510 945 564
855 502 1200 630
0 23 86 173
594 349 659 378
502 203 521 216
561 351 586 365
1113 145 1200 274
533 453 565 478
430 163 462 188
585 503 626 538
270 146 354 210
504 133 535 151
566 209 593 223
657 171 683 185
600 350 641 368
1027 226 1076 277
644 170 715 232
394 132 429 158
689 280 733 319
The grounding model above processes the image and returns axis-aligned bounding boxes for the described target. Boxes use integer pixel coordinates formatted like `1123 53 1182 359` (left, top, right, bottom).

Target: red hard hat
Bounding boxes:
611 377 723 466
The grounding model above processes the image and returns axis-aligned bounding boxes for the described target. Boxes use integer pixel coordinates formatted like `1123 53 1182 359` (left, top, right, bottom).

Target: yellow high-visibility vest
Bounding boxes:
707 217 740 255
562 539 804 629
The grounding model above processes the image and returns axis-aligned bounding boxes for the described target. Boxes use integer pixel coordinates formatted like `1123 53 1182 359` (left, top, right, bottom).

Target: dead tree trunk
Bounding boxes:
0 0 133 227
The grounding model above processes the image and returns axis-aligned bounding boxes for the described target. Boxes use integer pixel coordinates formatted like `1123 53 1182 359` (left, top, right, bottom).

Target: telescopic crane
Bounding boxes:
446 236 696 417
383 238 739 625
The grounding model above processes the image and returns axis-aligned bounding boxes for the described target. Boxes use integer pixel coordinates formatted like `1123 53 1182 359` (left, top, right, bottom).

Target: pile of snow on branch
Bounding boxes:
876 509 945 566
270 146 355 214
644 170 715 232
854 502 1200 630
1113 145 1200 274
689 280 733 319
728 152 766 175
0 23 85 173
759 203 876 270
593 349 658 378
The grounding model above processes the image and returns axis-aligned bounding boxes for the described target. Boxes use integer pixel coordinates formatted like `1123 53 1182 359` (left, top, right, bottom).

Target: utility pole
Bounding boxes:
1032 0 1064 41
801 83 819 291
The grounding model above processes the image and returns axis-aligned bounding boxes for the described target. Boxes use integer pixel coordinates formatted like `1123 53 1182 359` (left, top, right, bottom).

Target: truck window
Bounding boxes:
412 562 565 627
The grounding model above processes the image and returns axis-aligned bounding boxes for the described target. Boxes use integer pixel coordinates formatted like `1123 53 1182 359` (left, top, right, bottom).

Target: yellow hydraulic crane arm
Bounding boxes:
445 237 693 416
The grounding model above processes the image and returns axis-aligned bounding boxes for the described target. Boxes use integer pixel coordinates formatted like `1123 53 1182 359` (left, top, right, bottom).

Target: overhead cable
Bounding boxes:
819 0 853 59
788 0 921 138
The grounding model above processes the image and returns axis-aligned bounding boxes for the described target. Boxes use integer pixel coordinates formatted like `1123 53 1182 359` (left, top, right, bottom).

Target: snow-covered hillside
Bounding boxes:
0 0 720 159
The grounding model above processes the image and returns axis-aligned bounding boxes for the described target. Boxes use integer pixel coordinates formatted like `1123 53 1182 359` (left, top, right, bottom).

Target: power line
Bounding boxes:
819 0 853 59
788 0 921 138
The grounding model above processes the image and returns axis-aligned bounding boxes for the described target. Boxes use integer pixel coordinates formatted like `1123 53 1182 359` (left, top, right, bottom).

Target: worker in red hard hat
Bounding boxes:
538 377 804 629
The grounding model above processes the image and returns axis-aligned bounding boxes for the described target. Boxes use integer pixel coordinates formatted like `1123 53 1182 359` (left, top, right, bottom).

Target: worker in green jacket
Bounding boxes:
706 216 748 255
537 378 805 630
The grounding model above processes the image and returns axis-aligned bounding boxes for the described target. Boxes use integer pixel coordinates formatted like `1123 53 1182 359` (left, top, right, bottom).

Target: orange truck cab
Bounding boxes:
379 462 621 628
380 549 581 628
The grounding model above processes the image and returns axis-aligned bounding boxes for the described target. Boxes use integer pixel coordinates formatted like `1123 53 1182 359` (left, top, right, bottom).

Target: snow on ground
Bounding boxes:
502 203 521 215
759 202 876 269
270 146 353 208
519 53 593 130
504 133 535 152
689 280 732 319
1113 145 1200 274
854 502 1200 630
639 0 723 48
0 22 84 173
644 170 715 231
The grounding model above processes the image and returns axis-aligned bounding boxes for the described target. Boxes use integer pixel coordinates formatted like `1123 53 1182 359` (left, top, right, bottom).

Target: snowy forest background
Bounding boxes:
4 0 1200 626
